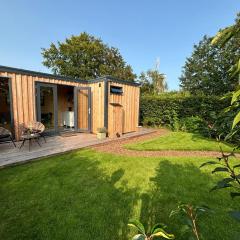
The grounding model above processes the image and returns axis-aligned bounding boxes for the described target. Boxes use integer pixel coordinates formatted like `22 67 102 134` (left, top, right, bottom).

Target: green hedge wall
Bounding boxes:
140 94 229 127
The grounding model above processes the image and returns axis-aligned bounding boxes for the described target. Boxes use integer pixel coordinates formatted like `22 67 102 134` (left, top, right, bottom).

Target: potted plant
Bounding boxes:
97 127 107 140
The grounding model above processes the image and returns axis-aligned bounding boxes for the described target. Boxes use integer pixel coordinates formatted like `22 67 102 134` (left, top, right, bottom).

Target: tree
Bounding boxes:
212 13 240 81
138 72 154 95
180 31 240 95
138 70 167 95
211 13 240 130
42 32 136 81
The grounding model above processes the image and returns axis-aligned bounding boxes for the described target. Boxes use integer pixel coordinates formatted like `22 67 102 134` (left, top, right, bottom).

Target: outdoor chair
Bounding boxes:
0 127 16 147
19 123 41 151
27 121 46 143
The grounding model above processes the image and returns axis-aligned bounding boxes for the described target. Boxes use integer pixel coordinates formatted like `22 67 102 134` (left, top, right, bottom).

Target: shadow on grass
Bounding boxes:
139 160 240 240
0 152 138 240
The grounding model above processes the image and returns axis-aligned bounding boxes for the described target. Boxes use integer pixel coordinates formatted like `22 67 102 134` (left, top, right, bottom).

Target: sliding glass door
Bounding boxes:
0 77 13 132
36 84 92 134
36 83 58 132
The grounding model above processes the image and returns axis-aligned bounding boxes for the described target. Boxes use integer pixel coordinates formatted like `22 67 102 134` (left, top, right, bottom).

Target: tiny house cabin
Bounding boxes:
0 66 140 140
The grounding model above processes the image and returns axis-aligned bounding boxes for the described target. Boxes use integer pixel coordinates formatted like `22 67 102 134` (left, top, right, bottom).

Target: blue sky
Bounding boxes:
0 1 239 90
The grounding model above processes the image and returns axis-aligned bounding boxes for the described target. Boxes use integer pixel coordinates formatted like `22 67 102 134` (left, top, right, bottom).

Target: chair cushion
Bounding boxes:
0 134 10 139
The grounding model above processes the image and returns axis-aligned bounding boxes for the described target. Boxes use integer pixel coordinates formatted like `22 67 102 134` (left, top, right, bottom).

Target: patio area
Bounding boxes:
0 128 154 168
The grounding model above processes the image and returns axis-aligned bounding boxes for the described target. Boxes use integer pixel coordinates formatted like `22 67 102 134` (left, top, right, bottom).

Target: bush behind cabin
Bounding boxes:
140 93 240 142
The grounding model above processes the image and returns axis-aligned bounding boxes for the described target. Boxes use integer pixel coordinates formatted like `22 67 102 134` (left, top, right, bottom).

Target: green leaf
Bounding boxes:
180 224 191 234
231 88 240 104
224 130 238 141
236 174 240 179
211 26 235 46
132 234 146 240
212 167 229 174
186 218 193 227
229 59 240 79
169 209 180 218
128 220 145 235
151 223 167 234
223 105 233 113
232 111 240 129
229 211 240 222
233 164 240 169
199 161 218 168
195 205 211 213
230 192 240 199
188 236 196 240
151 229 175 239
218 178 235 184
210 182 232 192
221 92 233 100
152 227 169 235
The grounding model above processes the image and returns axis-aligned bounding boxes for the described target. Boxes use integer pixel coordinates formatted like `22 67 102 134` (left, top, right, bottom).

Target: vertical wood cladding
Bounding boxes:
108 82 140 138
0 70 139 140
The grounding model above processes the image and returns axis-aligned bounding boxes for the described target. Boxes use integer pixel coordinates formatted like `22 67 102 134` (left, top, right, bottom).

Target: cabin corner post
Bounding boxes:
137 87 140 131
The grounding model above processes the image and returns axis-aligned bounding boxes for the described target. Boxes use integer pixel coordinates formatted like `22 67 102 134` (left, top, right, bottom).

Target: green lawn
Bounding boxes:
126 131 236 152
0 149 240 239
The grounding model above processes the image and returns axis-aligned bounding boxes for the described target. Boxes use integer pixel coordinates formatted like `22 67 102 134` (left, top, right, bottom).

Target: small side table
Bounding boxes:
19 133 41 151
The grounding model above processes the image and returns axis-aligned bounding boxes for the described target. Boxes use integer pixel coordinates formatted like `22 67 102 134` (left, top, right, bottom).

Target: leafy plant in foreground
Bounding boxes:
211 13 240 130
200 147 240 222
170 204 210 240
128 219 175 240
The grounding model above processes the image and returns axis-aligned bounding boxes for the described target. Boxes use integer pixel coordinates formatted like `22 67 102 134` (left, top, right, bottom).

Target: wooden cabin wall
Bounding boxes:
0 70 139 140
108 81 140 138
0 71 86 140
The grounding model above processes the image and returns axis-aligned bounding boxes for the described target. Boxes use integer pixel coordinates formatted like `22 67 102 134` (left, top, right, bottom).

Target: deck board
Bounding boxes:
0 128 155 168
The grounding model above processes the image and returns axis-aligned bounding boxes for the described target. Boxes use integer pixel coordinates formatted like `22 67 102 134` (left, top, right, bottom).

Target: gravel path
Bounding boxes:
92 129 232 158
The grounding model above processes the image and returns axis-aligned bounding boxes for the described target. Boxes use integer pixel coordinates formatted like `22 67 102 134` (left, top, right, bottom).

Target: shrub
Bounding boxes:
97 127 107 133
179 116 210 137
140 93 230 137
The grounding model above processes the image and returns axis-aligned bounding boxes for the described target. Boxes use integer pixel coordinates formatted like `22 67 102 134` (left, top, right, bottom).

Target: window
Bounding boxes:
0 78 12 131
110 85 123 95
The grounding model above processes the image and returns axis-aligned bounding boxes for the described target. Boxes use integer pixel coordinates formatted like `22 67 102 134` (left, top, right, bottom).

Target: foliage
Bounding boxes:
138 70 167 95
210 103 240 142
179 116 210 137
180 32 240 95
170 204 210 240
205 13 240 229
125 131 237 152
140 94 229 133
211 13 240 81
128 219 175 240
97 127 107 133
42 32 136 81
200 147 240 223
211 13 240 131
138 72 154 95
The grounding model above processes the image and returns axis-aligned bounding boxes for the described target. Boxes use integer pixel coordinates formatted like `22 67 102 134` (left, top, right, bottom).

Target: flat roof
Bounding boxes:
0 65 140 87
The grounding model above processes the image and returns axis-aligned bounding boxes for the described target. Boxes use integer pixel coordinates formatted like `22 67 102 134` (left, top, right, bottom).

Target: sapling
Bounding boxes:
128 219 174 240
170 203 210 240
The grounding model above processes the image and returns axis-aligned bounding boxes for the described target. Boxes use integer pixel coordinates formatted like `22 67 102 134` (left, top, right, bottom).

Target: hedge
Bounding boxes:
140 94 229 127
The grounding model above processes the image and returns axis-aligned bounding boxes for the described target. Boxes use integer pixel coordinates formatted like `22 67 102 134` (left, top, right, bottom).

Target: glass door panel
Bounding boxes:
37 83 57 132
0 78 12 131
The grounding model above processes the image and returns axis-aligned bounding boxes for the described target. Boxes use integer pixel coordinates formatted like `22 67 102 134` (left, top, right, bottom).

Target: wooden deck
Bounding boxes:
0 128 154 168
